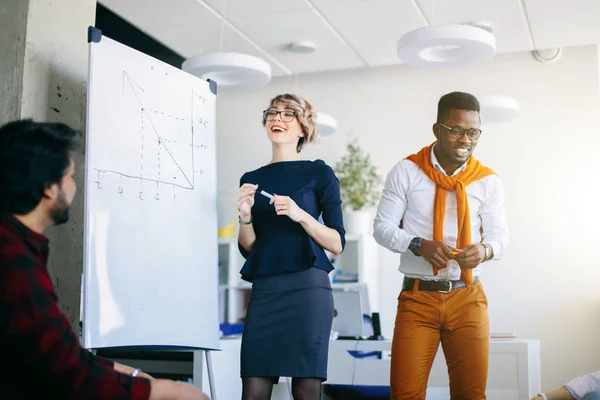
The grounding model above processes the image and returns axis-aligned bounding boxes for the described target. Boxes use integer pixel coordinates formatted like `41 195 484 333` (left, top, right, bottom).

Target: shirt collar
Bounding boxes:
430 144 467 177
1 214 49 254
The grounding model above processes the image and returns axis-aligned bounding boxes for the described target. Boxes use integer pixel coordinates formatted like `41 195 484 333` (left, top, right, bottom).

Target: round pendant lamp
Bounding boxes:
480 95 520 124
397 24 496 68
182 52 272 90
316 113 338 136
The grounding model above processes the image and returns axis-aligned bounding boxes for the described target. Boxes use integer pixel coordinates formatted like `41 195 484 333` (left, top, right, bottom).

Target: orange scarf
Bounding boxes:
406 142 495 284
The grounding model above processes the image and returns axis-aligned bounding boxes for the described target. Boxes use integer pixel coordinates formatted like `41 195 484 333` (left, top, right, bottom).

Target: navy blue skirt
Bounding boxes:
240 267 333 382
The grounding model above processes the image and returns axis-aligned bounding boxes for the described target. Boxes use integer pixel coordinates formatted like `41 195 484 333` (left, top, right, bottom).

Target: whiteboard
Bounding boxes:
82 30 220 351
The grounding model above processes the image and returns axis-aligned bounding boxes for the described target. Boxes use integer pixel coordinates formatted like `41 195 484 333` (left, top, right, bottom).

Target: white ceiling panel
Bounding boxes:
100 0 219 29
153 23 289 76
524 0 600 49
315 0 427 67
310 0 379 6
103 0 600 77
153 23 222 57
202 0 309 19
415 0 534 53
232 9 366 74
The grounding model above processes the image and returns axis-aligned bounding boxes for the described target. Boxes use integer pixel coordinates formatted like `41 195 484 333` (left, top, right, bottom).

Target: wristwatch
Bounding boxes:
238 214 253 225
408 237 423 256
483 244 492 261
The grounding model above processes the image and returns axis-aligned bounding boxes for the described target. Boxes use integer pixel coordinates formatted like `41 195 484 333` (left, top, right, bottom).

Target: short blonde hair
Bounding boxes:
262 93 319 153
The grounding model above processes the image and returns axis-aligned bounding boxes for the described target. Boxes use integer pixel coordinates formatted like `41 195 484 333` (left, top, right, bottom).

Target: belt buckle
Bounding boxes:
438 280 452 293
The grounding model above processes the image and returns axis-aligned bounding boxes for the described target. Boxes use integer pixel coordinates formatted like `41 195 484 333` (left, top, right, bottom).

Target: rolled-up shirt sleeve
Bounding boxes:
480 174 510 260
565 370 600 399
373 161 415 253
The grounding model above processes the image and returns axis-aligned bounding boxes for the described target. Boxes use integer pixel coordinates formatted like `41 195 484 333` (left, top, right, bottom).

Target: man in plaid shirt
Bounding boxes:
0 119 210 400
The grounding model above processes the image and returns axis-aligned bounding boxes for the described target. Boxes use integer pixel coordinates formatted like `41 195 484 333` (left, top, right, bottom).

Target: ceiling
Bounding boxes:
99 0 600 77
96 3 185 68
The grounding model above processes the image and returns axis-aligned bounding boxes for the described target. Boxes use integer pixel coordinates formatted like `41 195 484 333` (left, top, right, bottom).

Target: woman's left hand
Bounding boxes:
270 195 306 223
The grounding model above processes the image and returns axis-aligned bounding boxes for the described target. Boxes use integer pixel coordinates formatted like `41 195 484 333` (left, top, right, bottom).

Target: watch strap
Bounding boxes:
239 214 253 225
408 237 423 256
483 244 492 261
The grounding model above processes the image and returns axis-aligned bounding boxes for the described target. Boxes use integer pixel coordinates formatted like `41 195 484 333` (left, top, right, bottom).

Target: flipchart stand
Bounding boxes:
84 25 220 400
195 350 217 399
89 347 217 399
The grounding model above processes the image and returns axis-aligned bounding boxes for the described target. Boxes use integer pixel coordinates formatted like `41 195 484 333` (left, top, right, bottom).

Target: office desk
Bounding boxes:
327 338 541 400
192 337 540 400
107 337 540 399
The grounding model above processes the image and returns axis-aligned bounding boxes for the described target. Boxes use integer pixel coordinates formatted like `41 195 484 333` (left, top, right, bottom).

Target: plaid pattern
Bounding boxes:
0 215 151 399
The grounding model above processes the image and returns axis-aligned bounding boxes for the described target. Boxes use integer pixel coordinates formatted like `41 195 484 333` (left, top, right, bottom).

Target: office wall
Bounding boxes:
0 0 96 326
215 44 600 391
0 0 28 122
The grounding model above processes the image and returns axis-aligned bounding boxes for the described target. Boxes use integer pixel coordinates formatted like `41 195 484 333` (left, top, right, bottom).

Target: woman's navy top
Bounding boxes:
238 160 346 282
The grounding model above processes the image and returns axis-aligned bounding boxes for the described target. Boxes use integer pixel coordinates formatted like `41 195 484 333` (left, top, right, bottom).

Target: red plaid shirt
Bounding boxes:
0 215 151 399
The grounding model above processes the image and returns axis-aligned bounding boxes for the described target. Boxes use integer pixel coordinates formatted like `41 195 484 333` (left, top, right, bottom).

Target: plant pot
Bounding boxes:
343 209 373 236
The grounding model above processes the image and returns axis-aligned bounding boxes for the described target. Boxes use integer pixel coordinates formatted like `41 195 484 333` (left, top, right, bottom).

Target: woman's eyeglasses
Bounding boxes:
263 109 297 123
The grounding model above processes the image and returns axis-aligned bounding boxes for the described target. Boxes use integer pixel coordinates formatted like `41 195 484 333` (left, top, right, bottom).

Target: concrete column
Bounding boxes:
0 0 96 328
0 1 28 122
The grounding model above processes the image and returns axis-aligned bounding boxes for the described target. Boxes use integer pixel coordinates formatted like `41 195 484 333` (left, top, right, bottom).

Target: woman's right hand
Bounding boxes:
236 183 257 219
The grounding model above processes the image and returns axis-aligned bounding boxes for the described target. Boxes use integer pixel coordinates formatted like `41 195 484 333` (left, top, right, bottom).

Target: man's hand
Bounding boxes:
137 370 154 380
453 244 486 270
113 362 153 379
529 386 575 400
418 240 454 272
150 380 210 400
175 382 211 400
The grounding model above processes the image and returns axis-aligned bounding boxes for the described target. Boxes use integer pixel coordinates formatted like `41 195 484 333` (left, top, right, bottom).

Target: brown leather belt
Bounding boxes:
402 276 479 293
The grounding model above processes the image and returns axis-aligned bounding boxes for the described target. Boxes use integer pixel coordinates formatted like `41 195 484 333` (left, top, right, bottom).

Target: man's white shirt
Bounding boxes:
373 146 509 280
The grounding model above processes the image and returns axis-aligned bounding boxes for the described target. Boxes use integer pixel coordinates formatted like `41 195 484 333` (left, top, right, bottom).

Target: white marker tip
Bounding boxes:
259 190 273 199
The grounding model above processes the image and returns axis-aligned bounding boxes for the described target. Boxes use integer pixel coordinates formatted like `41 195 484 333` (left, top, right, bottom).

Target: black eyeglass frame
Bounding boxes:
262 109 298 123
438 122 482 141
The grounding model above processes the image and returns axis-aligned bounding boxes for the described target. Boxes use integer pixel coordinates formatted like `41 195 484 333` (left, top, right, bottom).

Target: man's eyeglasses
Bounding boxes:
263 109 297 123
439 123 482 141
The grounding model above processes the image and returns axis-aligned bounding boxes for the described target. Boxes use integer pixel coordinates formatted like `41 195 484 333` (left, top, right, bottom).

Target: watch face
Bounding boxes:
409 237 422 256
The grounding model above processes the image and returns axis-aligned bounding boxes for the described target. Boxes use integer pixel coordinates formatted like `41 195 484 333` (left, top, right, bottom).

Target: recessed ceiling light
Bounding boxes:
182 52 272 91
286 41 317 54
397 24 496 68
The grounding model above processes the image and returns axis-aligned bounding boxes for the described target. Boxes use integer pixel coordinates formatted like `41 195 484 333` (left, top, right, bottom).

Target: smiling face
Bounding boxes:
433 108 481 173
264 103 304 148
261 94 319 153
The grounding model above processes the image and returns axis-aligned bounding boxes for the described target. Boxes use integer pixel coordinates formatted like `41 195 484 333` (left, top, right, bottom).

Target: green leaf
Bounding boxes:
333 139 382 211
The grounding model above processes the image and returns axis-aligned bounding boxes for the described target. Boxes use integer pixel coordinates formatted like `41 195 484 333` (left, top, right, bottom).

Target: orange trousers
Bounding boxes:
390 280 490 400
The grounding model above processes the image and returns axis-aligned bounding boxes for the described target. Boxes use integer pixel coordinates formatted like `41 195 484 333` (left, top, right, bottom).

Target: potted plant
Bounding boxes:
334 139 382 235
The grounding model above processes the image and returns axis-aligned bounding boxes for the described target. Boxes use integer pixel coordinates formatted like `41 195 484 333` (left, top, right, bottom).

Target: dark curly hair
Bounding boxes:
0 119 82 214
437 91 480 123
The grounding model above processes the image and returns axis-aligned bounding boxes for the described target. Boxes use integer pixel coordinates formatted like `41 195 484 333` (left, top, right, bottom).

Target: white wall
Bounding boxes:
215 44 600 391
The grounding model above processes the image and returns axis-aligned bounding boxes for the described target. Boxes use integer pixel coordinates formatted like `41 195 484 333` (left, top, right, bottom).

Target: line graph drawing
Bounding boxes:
93 70 210 196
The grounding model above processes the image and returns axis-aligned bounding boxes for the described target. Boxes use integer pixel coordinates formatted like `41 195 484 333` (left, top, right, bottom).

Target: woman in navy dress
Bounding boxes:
236 93 345 400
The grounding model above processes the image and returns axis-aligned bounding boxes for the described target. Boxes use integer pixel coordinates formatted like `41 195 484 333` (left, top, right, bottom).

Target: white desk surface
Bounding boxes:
195 337 541 400
327 338 541 400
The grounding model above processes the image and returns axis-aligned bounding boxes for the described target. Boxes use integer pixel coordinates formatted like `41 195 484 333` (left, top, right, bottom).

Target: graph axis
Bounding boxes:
94 71 208 192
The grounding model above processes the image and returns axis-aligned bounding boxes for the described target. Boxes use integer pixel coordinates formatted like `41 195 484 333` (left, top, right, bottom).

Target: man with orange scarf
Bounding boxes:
373 91 509 400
